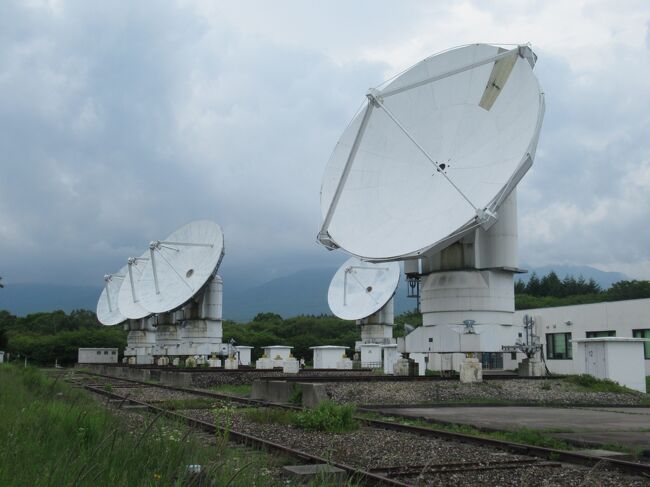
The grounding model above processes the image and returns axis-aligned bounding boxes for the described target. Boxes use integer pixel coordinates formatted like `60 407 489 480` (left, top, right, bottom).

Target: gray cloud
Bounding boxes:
1 0 649 294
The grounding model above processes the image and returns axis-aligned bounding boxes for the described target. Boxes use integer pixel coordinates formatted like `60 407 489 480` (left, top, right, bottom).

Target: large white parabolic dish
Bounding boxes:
319 44 545 261
117 251 151 320
137 220 224 314
328 257 400 320
96 266 127 326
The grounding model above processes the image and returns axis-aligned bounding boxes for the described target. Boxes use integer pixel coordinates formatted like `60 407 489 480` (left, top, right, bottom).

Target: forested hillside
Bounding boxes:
0 270 648 365
515 272 650 309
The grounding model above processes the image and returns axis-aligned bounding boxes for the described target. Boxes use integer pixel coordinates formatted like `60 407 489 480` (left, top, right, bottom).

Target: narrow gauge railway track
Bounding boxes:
79 382 409 487
75 377 565 486
74 371 650 483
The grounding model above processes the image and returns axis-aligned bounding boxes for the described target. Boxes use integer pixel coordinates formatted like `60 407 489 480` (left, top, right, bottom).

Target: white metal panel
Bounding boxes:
137 220 224 314
96 266 127 325
320 44 544 260
117 251 151 320
328 257 400 320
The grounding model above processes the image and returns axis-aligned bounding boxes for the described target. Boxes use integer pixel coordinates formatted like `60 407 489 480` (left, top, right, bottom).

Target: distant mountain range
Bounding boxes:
0 264 629 321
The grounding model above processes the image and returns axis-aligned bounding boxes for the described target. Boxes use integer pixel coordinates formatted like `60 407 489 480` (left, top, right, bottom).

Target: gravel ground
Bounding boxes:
326 379 649 406
111 386 199 403
182 407 650 486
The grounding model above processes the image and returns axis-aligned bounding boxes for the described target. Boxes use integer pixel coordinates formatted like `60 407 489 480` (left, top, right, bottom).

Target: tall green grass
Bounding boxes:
0 365 283 486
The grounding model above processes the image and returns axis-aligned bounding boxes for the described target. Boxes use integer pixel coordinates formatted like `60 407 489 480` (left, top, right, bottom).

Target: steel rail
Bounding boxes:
76 371 650 478
83 384 410 487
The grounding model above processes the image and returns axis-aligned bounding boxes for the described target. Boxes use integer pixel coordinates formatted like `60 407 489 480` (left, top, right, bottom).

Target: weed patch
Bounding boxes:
211 384 252 396
562 374 633 393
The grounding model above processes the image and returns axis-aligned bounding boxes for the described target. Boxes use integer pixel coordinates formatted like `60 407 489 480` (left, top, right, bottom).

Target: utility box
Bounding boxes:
310 346 349 369
236 346 253 366
360 343 382 368
575 338 648 393
78 348 119 364
382 344 400 375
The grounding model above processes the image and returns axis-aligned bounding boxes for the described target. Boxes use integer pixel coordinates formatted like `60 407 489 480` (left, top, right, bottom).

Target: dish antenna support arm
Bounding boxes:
366 89 497 228
318 102 375 249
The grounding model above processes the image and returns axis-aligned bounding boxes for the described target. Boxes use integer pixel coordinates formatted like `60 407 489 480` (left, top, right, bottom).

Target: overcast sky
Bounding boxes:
1 0 649 288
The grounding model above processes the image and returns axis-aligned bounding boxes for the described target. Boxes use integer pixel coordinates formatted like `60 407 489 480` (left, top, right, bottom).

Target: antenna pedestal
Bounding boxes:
178 275 225 362
123 317 156 364
356 297 395 346
404 192 521 374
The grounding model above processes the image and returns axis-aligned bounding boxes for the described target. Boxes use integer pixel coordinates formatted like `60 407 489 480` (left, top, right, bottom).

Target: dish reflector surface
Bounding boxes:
117 251 151 320
96 266 127 325
320 44 544 260
137 220 224 314
328 257 400 320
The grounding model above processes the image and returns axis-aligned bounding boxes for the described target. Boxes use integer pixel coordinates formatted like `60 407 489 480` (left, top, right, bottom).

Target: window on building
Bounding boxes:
632 329 650 360
104 351 109 355
546 333 572 359
96 351 101 355
586 330 616 338
111 351 116 355
510 352 517 360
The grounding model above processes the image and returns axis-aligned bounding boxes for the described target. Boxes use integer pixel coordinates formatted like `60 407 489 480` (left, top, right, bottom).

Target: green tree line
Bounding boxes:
515 272 650 310
0 309 126 365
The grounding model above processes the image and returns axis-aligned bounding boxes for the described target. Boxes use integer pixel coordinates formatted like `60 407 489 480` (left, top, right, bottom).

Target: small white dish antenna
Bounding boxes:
117 251 151 320
318 44 545 260
136 220 225 314
96 266 127 326
328 257 400 320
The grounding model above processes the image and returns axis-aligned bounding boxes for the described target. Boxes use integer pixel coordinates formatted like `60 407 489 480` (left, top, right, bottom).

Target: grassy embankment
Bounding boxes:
0 365 339 486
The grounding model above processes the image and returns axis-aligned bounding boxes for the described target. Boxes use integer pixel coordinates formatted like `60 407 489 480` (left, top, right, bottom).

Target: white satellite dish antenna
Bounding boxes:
328 257 400 320
136 220 224 314
117 251 151 320
318 44 544 261
96 266 127 325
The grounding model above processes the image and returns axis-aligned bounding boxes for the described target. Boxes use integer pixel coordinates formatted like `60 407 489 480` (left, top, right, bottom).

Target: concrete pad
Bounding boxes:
377 406 650 451
283 464 346 484
572 449 633 459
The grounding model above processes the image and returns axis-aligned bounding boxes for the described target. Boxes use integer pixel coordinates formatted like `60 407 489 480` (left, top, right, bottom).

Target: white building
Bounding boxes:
402 298 650 376
235 346 253 366
517 298 650 375
78 348 119 364
310 345 348 369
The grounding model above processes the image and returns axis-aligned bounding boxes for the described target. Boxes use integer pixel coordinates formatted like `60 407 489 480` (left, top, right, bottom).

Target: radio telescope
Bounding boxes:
117 251 150 320
96 266 127 326
133 220 226 363
318 44 545 378
328 257 399 321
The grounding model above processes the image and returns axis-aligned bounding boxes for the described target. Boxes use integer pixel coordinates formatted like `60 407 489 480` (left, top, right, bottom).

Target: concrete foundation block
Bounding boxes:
160 371 192 388
255 358 274 370
283 464 346 484
299 383 329 408
518 358 544 377
459 358 482 383
283 359 300 374
223 358 238 369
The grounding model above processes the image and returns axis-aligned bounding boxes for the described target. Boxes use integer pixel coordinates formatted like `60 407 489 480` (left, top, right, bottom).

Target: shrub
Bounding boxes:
294 401 358 433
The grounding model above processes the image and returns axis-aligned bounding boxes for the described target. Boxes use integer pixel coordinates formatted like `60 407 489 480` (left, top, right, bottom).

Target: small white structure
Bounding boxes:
263 345 293 367
360 343 382 368
575 338 647 393
224 355 238 369
255 357 274 369
382 344 400 375
311 346 349 369
235 346 254 366
78 348 119 364
283 358 300 374
0 351 4 363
